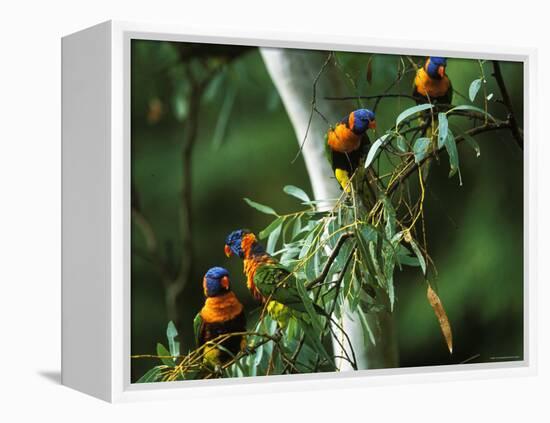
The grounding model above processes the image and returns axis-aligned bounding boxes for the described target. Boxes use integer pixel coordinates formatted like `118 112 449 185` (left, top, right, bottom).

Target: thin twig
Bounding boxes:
306 232 354 289
291 52 334 164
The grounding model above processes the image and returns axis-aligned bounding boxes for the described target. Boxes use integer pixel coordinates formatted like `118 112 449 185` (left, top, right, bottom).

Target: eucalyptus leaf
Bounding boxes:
283 185 310 203
469 78 482 102
438 113 448 149
243 198 278 216
266 222 283 254
462 132 481 157
259 216 284 240
136 366 163 383
166 321 180 359
447 104 496 122
364 134 390 169
156 343 175 367
409 238 427 275
291 215 303 239
396 135 408 152
445 129 460 178
396 104 433 127
397 252 421 267
413 137 431 164
356 306 376 346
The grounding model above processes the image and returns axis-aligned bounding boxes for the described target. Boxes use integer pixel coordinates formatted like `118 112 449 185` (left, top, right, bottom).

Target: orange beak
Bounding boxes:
220 276 230 290
368 120 377 129
437 66 445 78
224 245 232 257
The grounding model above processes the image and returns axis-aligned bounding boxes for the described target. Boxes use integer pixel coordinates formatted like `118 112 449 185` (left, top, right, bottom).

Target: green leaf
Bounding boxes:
409 238 426 275
355 227 377 278
437 113 448 149
156 343 175 367
166 321 180 359
136 366 163 383
382 196 396 240
364 134 390 169
295 274 324 335
396 104 433 127
253 343 264 366
291 215 303 239
382 242 396 311
259 216 284 240
193 313 202 346
445 129 460 178
283 185 310 203
447 105 496 122
243 198 278 216
469 78 482 102
356 306 376 346
413 137 431 164
369 241 386 287
397 251 421 267
295 282 333 367
301 320 334 368
462 132 481 157
266 222 283 254
396 135 408 152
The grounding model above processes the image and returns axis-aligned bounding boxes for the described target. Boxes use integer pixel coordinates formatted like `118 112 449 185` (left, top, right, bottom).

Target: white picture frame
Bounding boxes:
61 20 537 403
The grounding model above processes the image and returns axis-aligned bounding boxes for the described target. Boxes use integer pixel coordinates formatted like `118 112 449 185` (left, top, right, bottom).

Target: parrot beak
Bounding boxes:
220 276 230 290
224 245 232 257
437 66 445 78
368 120 377 129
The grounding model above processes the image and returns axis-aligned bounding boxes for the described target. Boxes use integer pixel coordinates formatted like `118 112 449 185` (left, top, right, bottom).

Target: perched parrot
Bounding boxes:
412 57 453 105
193 267 246 367
326 108 376 193
224 229 314 328
412 57 453 181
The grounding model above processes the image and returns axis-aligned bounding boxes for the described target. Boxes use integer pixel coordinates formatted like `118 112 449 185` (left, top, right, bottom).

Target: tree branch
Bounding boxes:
305 232 353 289
387 121 513 196
324 93 417 102
492 61 523 150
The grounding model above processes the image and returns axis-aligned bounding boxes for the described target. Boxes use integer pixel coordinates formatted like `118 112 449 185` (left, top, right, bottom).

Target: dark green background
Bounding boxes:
131 40 524 381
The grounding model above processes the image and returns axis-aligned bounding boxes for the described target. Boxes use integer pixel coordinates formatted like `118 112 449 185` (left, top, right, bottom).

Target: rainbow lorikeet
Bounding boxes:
412 57 453 181
413 57 453 105
193 267 247 367
224 229 312 328
326 108 376 194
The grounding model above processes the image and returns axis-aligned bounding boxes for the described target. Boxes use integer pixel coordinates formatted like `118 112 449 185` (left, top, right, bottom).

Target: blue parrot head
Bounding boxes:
426 57 447 79
225 229 264 259
350 108 376 134
203 266 231 297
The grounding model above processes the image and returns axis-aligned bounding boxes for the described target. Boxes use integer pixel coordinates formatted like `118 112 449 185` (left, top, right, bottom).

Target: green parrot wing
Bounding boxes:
193 312 203 347
253 263 307 312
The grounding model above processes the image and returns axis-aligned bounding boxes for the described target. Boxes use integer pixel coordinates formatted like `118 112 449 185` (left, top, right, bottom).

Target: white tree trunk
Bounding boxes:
261 47 397 370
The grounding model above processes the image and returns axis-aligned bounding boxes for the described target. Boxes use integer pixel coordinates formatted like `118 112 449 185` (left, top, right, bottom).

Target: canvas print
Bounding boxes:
130 40 524 383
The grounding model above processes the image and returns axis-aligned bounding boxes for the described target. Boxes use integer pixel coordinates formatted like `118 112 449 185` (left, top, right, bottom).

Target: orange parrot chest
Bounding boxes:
414 68 451 99
200 292 243 323
327 123 361 153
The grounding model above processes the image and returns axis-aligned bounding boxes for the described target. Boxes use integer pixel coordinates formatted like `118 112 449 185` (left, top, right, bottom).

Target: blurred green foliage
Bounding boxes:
131 40 523 381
